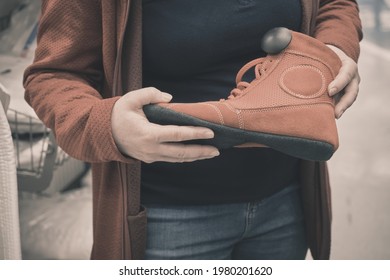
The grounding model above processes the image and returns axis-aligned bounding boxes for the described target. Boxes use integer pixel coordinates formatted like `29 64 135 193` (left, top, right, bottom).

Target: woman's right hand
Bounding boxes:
111 87 220 163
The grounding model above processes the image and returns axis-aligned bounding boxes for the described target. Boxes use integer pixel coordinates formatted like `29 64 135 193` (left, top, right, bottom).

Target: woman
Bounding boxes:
24 0 362 260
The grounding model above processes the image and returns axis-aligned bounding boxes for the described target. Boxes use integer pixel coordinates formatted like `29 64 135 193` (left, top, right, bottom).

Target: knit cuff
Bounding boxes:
89 96 137 163
315 30 360 62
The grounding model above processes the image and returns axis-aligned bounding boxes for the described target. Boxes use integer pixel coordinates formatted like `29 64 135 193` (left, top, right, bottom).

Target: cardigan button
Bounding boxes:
261 27 292 55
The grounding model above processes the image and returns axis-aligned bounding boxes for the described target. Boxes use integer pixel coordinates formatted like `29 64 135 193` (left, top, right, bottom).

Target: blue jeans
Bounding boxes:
143 182 308 260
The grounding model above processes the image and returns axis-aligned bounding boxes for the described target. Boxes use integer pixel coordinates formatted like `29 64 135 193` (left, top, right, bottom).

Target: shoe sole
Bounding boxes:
143 104 334 161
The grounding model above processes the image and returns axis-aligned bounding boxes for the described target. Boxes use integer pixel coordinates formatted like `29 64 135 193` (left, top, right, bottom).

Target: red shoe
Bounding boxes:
144 28 341 161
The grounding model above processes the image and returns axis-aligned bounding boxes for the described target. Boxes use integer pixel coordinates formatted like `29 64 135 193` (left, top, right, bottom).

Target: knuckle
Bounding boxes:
346 98 355 107
143 158 154 164
142 148 159 162
142 126 157 141
150 87 161 96
353 93 358 102
140 145 156 158
151 131 162 143
346 71 354 81
141 132 154 144
176 150 187 160
172 129 184 141
351 62 358 71
145 86 158 92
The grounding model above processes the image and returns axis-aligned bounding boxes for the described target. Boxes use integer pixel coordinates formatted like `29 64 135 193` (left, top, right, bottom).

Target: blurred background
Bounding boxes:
329 0 390 259
0 0 389 260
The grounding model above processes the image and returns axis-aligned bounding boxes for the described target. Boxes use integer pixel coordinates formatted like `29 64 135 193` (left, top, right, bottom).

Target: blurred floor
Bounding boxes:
329 1 390 259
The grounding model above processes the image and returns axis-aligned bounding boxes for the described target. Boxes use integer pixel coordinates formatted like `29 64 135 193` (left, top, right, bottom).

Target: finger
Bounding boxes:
157 143 220 162
328 61 357 96
125 87 172 109
334 77 359 118
151 124 215 142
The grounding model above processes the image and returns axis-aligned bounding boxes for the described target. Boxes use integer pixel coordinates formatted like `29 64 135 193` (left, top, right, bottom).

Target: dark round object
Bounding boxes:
261 27 292 55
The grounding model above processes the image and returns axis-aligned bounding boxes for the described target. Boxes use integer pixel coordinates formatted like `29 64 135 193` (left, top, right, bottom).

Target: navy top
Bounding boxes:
141 0 302 205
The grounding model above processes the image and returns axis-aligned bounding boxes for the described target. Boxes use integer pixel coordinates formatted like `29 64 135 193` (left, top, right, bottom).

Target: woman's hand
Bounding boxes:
111 87 220 163
326 45 361 119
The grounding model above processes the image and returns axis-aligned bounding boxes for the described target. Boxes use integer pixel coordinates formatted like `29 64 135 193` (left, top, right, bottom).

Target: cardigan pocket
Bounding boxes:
127 205 147 260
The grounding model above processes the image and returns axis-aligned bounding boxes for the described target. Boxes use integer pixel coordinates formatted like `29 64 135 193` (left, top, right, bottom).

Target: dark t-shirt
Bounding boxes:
141 0 302 205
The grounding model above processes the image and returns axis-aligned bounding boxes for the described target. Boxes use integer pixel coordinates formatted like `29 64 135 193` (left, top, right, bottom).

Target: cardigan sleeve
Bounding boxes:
314 0 363 62
23 0 135 164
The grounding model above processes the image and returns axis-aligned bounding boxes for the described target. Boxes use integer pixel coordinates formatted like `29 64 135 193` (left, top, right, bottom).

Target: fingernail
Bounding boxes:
329 87 337 96
337 109 345 119
205 130 214 138
162 93 172 101
211 150 220 157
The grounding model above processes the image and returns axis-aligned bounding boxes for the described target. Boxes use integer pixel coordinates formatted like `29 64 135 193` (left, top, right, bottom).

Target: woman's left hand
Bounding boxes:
326 45 360 119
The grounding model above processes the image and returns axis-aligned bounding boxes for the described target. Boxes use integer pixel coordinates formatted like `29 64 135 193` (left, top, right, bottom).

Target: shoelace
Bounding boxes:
225 57 274 100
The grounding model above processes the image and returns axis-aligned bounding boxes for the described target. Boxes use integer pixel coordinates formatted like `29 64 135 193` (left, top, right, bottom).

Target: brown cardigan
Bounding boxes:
23 0 362 260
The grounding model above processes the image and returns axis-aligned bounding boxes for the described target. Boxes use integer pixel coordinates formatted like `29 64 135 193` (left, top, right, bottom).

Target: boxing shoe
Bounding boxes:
143 27 342 161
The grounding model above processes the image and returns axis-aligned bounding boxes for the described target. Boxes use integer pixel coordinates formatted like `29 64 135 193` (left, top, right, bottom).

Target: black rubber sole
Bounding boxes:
143 104 334 161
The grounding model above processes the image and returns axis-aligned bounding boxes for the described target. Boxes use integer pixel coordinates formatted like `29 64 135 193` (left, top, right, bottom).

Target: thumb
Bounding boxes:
125 87 172 109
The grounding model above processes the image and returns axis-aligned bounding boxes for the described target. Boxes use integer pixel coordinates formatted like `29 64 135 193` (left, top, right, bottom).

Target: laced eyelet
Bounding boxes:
226 57 270 100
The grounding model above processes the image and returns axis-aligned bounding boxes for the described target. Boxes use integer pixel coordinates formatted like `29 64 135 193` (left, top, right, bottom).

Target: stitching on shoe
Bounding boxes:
286 50 339 78
223 103 243 128
241 101 334 113
237 110 245 129
279 65 326 99
165 104 179 109
204 103 225 125
222 102 237 113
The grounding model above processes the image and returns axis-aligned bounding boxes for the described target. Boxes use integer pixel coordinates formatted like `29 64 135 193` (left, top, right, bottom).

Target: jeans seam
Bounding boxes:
242 202 257 239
